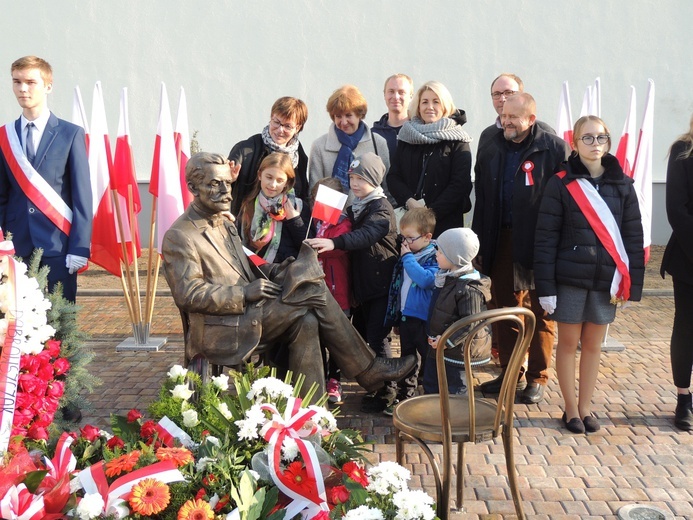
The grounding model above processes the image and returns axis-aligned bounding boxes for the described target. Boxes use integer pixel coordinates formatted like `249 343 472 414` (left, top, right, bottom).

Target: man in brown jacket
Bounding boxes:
162 152 415 395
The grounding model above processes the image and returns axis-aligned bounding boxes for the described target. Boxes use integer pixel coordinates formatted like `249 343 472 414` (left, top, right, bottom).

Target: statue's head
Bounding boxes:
186 152 233 215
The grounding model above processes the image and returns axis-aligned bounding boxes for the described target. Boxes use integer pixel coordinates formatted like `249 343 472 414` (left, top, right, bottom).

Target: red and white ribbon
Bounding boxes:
259 397 328 519
0 231 21 454
78 459 185 514
558 172 631 301
44 432 77 479
0 484 46 520
0 124 73 236
522 160 535 186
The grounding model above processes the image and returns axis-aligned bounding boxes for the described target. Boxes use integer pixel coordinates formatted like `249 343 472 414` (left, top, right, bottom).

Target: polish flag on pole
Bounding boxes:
615 86 637 178
174 87 193 208
149 83 184 251
579 85 593 118
71 86 90 152
632 79 655 263
88 82 120 275
593 77 601 117
556 81 574 146
112 87 142 260
312 184 348 225
242 245 268 267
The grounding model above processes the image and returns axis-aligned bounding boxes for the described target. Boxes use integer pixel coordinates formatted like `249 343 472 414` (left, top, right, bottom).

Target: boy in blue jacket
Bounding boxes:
384 208 438 414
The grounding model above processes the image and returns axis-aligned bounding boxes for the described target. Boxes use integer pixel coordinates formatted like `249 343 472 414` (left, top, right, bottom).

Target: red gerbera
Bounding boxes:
284 461 317 495
342 461 368 487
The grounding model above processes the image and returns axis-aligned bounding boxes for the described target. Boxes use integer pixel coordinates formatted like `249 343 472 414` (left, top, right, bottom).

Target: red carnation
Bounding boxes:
214 494 230 512
27 423 49 441
311 512 331 520
46 380 65 399
140 420 157 439
46 339 62 357
195 488 206 500
80 424 101 442
37 362 55 381
127 409 143 423
52 357 70 377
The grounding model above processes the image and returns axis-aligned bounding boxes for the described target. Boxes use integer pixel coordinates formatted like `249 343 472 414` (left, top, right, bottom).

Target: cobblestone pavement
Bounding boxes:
76 289 691 519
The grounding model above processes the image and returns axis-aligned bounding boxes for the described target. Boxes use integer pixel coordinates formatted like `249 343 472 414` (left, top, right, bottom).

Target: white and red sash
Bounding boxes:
558 171 631 302
0 124 72 236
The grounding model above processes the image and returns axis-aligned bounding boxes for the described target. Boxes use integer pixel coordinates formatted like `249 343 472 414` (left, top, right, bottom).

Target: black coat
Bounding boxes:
534 153 645 301
228 134 309 216
661 140 693 284
472 123 571 282
332 197 398 304
386 111 472 237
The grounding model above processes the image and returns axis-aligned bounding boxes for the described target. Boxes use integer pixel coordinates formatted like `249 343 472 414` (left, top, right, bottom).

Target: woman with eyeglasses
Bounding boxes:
228 97 309 217
386 80 472 238
534 115 644 434
660 113 693 430
308 85 390 198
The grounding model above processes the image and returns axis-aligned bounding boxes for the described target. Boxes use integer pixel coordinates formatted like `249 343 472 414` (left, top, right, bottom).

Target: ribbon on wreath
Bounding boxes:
259 397 329 520
0 483 45 520
0 230 22 454
78 459 185 516
44 433 77 479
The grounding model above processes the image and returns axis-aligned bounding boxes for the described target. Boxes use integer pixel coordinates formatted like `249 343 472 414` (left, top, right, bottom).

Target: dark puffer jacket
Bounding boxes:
427 274 493 364
534 153 645 301
386 110 472 237
332 197 398 304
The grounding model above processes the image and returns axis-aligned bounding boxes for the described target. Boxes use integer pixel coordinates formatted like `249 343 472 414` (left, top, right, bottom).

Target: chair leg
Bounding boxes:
502 427 526 520
395 429 404 465
456 441 466 511
398 432 444 518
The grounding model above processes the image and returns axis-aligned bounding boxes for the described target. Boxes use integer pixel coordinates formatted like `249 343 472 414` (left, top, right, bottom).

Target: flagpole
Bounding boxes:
305 216 313 241
129 185 144 340
118 262 136 328
144 198 157 333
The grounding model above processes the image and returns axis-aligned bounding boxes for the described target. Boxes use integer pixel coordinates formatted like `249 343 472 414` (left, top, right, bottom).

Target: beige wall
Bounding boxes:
1 0 688 243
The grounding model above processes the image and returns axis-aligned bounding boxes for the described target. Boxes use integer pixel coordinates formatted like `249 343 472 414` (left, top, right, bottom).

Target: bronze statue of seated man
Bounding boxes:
161 152 415 395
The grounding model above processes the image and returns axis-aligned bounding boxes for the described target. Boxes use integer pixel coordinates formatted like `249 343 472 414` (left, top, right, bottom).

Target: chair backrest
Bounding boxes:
435 307 536 442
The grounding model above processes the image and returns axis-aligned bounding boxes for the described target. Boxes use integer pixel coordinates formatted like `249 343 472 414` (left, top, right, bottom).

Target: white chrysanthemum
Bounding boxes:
211 373 230 391
69 475 83 493
235 418 260 440
167 364 188 380
182 409 199 427
245 404 266 424
281 437 299 461
216 401 233 420
307 405 338 433
75 492 105 519
246 377 293 403
393 489 436 520
343 505 385 520
196 456 216 472
171 384 194 401
367 461 410 495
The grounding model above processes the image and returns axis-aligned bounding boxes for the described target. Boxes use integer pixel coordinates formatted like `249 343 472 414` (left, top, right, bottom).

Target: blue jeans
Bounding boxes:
422 348 467 395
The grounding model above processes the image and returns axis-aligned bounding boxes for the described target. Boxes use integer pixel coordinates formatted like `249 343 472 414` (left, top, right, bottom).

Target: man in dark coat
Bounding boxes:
472 93 571 404
162 152 415 396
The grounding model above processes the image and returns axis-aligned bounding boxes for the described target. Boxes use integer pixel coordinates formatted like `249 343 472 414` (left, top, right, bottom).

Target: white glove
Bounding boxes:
66 254 88 274
539 295 557 315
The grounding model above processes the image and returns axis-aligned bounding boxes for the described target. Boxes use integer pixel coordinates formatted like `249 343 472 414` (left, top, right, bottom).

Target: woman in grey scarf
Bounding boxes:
387 81 473 237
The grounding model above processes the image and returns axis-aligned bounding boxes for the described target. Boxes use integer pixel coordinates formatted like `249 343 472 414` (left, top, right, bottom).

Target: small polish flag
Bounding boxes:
556 81 573 145
243 245 268 267
312 184 348 225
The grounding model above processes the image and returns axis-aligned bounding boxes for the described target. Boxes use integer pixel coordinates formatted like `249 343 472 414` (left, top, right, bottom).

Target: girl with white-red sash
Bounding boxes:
534 116 645 434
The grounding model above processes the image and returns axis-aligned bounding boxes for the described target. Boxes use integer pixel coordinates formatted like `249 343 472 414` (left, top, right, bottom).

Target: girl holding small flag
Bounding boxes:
534 116 644 434
238 153 308 263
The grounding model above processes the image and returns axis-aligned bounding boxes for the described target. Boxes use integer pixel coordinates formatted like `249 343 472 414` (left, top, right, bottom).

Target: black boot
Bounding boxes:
674 392 693 431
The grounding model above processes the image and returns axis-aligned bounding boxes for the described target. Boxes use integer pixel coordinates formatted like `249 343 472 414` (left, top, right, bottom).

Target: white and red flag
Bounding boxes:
88 81 121 276
312 184 348 225
556 81 574 146
579 78 601 118
112 87 142 263
632 79 655 263
149 83 185 251
615 86 637 178
71 86 90 152
243 245 268 267
174 87 193 208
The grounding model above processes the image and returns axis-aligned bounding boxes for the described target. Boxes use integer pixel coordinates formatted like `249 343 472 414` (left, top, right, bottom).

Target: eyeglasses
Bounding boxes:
399 234 422 244
270 118 297 133
578 134 610 145
491 90 517 100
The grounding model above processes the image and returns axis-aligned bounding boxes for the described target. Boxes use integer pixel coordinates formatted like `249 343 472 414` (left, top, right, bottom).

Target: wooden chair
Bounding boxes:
392 307 535 520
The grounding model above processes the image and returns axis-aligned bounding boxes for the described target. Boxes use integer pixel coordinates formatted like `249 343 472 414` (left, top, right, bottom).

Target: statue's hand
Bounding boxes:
245 279 282 303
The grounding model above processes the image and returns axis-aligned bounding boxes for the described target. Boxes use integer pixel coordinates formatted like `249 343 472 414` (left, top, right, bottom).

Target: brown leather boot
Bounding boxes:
356 356 417 393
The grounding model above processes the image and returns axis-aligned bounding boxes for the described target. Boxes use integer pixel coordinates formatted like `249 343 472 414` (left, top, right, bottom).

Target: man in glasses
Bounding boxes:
472 93 571 404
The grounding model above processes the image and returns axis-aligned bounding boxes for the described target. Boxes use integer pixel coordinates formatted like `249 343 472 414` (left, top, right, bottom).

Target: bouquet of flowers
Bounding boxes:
0 363 438 519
